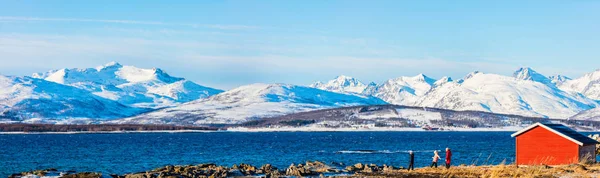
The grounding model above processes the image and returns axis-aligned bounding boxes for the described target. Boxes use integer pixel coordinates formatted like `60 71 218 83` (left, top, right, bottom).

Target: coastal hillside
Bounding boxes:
571 107 600 121
231 105 600 131
110 83 386 125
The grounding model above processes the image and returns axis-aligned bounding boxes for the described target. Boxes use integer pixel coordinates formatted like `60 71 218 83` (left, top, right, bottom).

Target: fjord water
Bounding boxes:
0 132 515 176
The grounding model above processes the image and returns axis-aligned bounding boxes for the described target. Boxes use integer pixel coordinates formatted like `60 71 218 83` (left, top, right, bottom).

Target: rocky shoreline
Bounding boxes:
9 161 600 178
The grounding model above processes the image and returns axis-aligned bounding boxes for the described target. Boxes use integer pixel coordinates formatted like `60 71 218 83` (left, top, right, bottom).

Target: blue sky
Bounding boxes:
0 0 599 89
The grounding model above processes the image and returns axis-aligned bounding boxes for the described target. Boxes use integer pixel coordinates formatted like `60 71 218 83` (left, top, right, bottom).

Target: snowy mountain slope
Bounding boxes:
570 108 600 121
111 83 387 125
310 75 370 94
418 72 598 118
559 69 600 101
0 75 146 120
32 62 223 108
363 74 436 106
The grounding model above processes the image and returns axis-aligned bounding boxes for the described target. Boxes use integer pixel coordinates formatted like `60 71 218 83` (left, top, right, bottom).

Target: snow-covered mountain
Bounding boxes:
559 69 600 101
0 75 146 121
32 62 223 108
418 72 597 118
311 68 598 119
111 83 387 125
362 74 436 106
310 75 370 94
2 61 600 125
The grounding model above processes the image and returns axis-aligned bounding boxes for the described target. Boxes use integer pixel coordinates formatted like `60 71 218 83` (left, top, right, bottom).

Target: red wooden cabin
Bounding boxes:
511 123 598 165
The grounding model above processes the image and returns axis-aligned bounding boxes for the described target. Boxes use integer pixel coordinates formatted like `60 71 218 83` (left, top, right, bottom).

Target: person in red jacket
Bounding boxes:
445 147 452 169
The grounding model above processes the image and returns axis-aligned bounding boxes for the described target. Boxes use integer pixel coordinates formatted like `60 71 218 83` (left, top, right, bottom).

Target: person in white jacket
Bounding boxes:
430 150 441 168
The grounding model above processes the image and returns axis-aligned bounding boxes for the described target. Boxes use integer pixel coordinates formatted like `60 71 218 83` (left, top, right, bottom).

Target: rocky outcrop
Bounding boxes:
9 170 101 178
10 161 402 178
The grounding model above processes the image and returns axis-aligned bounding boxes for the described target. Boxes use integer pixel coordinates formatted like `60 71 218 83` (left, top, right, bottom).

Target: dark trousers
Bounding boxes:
408 163 414 170
430 162 438 168
445 163 451 169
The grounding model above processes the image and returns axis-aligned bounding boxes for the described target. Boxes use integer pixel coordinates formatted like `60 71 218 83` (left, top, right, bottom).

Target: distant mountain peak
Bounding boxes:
310 75 368 94
411 73 435 84
434 76 453 86
549 75 571 84
513 67 552 84
465 71 482 79
96 61 123 71
335 75 353 79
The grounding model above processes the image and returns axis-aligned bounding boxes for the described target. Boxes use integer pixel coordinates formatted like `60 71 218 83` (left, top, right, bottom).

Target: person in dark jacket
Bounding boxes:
408 150 415 171
445 148 452 169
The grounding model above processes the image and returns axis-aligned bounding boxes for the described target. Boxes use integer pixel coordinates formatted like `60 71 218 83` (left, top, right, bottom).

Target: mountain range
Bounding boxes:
311 68 599 119
1 62 599 126
31 62 223 108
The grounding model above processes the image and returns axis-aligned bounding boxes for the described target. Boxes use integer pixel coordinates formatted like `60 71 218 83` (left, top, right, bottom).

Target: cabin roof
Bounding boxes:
511 122 599 146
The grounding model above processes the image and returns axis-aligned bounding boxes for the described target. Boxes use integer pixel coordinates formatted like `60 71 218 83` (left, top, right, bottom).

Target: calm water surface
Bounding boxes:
0 132 516 176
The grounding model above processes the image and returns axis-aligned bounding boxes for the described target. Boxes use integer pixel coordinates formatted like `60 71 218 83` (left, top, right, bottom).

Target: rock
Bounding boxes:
228 169 244 177
362 165 375 173
345 166 358 172
125 173 145 178
110 174 125 178
383 164 395 172
354 163 364 170
8 173 23 178
165 165 174 172
265 170 283 178
61 172 102 178
238 163 257 175
197 163 217 169
259 164 279 174
306 161 333 173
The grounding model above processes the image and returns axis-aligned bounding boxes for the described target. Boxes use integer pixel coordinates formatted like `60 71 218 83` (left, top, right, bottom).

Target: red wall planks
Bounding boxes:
516 126 579 165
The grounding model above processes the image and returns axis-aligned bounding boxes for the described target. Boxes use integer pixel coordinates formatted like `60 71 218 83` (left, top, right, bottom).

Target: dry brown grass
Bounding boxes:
357 163 600 178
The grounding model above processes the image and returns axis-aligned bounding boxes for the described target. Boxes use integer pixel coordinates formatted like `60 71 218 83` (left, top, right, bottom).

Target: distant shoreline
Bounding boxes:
0 130 223 134
1 123 597 134
0 123 219 133
0 127 522 134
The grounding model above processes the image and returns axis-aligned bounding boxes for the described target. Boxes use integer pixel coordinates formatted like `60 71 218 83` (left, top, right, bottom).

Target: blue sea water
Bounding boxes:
0 132 517 176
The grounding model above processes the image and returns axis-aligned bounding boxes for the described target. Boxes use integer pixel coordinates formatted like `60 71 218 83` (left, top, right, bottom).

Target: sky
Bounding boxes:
0 0 599 89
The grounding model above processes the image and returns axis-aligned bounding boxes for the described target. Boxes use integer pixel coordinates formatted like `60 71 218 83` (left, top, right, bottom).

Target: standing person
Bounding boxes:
445 148 452 169
408 150 415 171
430 150 441 168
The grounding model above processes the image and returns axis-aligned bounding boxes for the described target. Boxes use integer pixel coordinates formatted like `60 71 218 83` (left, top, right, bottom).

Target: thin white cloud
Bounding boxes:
0 16 259 30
